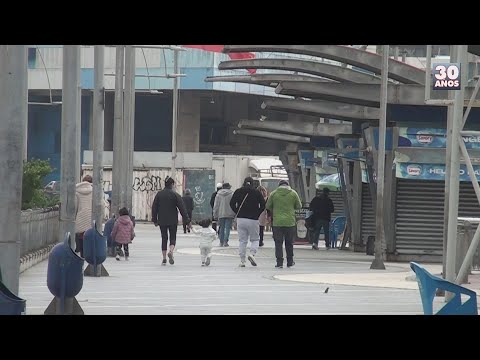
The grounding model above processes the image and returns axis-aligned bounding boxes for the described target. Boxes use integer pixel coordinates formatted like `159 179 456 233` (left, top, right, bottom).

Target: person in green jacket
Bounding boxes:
265 179 302 268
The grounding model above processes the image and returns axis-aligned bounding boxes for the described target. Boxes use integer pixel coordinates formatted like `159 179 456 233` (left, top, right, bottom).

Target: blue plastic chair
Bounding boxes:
329 216 346 248
410 262 478 315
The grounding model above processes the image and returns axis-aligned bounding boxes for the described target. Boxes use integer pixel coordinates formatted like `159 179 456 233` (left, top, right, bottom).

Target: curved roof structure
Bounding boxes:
218 58 381 84
205 73 332 88
223 45 425 84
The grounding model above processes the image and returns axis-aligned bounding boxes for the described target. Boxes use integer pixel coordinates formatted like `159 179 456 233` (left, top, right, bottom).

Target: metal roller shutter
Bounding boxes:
361 182 375 243
329 191 344 219
395 179 480 255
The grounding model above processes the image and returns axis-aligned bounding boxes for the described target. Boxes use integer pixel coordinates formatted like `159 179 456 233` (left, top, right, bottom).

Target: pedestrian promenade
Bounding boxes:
18 223 463 315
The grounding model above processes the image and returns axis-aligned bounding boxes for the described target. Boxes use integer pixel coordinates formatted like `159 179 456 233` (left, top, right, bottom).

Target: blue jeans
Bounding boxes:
218 218 233 244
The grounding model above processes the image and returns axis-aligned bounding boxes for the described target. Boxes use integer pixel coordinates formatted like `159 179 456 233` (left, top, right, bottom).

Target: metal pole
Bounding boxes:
111 45 124 217
442 45 457 282
370 45 388 270
76 52 82 183
425 45 432 104
0 45 27 294
92 46 105 229
60 45 81 249
445 45 467 301
124 46 135 213
171 49 179 182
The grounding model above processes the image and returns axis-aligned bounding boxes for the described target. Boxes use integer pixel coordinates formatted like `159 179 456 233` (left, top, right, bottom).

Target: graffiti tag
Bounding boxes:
132 175 162 192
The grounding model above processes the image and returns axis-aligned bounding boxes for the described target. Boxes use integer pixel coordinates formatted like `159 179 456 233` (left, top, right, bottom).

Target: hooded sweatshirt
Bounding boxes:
75 181 93 233
111 215 135 245
213 188 236 219
265 185 302 227
230 186 265 220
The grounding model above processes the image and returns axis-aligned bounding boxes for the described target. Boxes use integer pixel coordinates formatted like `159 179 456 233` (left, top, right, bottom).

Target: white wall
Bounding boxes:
83 151 213 169
212 154 280 191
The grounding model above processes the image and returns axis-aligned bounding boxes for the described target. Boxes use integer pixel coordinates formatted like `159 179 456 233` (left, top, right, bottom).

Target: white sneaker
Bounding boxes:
201 262 205 267
239 261 246 268
248 254 257 267
115 254 120 261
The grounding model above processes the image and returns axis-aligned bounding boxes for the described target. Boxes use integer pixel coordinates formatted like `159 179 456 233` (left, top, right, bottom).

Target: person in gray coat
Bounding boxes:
213 183 236 247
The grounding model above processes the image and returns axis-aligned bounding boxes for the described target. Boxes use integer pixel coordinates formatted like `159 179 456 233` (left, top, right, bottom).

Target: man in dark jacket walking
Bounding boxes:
309 187 335 250
152 176 190 265
230 177 265 267
182 189 195 234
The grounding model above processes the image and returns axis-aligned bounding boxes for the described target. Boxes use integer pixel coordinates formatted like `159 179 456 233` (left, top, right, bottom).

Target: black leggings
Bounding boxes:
160 225 177 251
259 226 265 243
116 243 129 257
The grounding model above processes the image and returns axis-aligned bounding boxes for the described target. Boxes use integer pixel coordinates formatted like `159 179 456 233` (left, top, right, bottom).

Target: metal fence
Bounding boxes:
20 207 60 257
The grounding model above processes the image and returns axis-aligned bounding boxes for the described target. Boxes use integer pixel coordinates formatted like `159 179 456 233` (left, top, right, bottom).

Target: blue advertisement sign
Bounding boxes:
299 150 315 167
396 163 480 181
398 128 480 149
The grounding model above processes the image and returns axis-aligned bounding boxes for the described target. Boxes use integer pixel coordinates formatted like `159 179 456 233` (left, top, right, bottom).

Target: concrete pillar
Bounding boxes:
60 45 81 248
176 92 200 152
0 45 27 295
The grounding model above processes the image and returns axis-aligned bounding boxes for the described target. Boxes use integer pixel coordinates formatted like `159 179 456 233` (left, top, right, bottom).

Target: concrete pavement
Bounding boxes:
18 223 460 315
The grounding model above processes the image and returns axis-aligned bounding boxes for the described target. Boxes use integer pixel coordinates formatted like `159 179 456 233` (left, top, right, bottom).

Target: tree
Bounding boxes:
22 159 59 210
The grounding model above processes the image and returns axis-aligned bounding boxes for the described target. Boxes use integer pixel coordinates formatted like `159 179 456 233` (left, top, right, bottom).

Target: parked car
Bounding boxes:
315 173 341 192
44 181 60 199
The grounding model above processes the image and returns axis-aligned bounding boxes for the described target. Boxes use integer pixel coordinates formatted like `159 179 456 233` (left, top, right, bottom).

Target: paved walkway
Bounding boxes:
18 223 463 315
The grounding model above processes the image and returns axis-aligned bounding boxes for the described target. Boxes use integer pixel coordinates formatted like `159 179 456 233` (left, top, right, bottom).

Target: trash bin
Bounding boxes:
0 280 26 315
83 221 107 267
103 216 116 257
47 232 84 299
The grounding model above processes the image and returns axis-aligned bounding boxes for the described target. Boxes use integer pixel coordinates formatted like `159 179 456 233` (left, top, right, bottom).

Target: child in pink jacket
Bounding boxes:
111 207 135 261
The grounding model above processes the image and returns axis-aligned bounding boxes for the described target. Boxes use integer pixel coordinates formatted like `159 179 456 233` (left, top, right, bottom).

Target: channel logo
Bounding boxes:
432 63 461 90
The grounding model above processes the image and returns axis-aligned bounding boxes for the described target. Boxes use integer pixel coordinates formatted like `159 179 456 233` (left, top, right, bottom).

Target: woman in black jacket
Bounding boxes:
152 177 190 265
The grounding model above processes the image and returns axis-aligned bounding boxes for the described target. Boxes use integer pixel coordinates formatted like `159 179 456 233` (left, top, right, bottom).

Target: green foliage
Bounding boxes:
22 159 59 210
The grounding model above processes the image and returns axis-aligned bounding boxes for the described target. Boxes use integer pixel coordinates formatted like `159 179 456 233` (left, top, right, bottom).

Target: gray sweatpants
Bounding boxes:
200 245 212 263
237 218 260 261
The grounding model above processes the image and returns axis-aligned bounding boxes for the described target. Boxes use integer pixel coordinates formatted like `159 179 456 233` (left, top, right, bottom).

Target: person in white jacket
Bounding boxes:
75 175 93 257
192 219 217 266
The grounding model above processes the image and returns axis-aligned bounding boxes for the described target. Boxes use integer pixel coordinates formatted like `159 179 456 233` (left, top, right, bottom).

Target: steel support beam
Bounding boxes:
233 129 310 143
262 98 380 121
238 119 351 137
275 81 480 107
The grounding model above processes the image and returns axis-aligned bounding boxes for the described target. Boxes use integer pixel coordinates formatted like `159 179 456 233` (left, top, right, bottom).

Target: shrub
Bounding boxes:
22 159 59 210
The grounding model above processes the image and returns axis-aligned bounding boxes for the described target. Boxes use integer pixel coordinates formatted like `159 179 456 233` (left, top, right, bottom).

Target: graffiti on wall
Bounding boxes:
193 186 206 205
132 175 163 192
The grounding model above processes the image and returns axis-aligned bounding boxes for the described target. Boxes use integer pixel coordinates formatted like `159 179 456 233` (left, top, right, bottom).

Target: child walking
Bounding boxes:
192 219 217 266
111 207 135 261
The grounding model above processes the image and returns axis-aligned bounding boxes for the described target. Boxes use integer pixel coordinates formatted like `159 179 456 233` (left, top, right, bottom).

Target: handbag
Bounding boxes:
305 210 315 231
